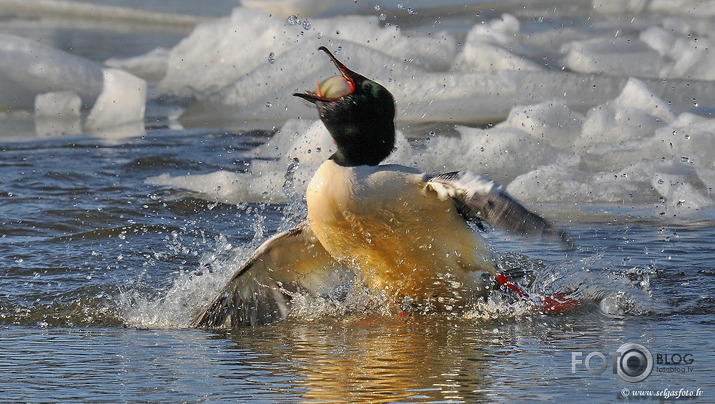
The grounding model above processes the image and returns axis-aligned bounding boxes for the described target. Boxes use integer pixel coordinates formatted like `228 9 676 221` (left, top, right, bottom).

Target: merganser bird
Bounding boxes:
192 47 574 328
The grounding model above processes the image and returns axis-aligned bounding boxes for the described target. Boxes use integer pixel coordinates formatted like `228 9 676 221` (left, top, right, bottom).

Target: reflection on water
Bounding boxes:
225 315 610 402
231 316 497 402
225 314 714 403
2 311 714 402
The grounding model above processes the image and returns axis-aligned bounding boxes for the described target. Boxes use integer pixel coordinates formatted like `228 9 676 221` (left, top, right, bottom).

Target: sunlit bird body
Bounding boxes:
192 47 572 328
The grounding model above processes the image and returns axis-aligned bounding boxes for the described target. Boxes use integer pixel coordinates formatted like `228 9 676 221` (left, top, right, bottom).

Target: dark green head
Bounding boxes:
293 47 396 167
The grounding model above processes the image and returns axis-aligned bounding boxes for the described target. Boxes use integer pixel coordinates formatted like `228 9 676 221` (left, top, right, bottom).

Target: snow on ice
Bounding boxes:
2 0 715 215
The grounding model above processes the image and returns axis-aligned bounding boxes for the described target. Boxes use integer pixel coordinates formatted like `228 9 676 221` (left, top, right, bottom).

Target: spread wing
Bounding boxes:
191 222 349 328
424 171 574 250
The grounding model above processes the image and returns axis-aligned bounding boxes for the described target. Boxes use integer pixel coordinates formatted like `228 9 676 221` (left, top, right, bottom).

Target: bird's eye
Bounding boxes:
362 81 373 91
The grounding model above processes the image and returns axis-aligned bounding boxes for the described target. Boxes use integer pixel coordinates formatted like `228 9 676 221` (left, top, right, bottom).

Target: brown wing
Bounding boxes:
191 223 349 328
424 171 574 250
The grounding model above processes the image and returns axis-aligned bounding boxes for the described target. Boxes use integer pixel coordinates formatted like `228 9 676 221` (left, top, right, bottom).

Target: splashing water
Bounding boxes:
118 221 658 329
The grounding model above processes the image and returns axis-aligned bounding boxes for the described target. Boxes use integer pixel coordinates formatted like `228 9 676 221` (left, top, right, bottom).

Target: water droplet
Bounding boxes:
379 13 387 21
374 5 380 10
684 134 690 140
428 130 435 137
302 19 312 30
266 102 272 108
681 156 690 163
286 15 300 25
408 7 417 14
267 52 275 64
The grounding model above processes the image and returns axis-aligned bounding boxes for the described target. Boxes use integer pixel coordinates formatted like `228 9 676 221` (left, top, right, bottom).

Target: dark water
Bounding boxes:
1 128 714 402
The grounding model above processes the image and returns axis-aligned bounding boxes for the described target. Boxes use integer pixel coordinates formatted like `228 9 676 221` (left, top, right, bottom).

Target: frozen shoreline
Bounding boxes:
0 0 713 215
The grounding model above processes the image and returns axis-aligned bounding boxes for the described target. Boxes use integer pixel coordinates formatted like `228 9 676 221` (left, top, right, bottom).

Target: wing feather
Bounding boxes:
191 223 348 328
424 171 574 249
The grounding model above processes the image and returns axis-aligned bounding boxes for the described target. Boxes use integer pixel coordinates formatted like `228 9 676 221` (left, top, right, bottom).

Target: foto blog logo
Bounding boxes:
571 343 655 383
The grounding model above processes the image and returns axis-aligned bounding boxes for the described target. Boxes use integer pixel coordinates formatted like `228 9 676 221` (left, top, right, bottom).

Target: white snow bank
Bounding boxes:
114 4 715 214
132 9 715 127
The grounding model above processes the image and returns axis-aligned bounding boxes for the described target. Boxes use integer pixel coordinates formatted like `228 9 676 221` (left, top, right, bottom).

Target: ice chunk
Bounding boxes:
105 47 170 83
577 78 674 154
392 125 567 184
652 171 712 212
506 165 594 204
561 36 663 78
614 78 676 123
649 113 715 172
635 19 715 80
663 40 715 81
507 162 661 205
34 91 82 136
147 170 286 204
0 34 103 108
34 91 81 118
148 119 334 202
85 68 147 138
498 101 584 150
452 14 543 72
639 26 676 56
